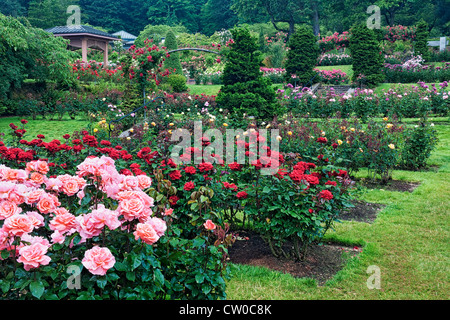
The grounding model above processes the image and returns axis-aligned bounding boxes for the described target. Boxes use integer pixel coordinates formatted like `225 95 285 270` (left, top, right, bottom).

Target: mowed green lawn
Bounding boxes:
0 116 90 142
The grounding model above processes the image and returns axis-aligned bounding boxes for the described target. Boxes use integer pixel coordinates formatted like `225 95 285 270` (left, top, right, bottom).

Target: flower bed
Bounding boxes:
0 114 362 298
279 82 450 120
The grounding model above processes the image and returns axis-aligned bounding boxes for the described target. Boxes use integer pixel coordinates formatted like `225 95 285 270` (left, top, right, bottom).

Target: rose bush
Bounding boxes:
0 150 234 300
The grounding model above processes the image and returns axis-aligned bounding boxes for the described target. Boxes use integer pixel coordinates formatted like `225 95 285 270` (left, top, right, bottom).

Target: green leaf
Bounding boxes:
96 277 107 289
114 261 127 272
154 268 164 286
1 250 9 259
195 273 205 284
126 272 136 282
30 280 45 299
0 280 10 293
193 237 205 248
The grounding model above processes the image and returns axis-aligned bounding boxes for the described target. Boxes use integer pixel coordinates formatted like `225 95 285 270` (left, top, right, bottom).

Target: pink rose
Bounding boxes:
136 175 152 189
118 198 145 221
147 217 167 237
82 246 115 276
17 243 51 271
0 200 22 220
203 219 216 231
61 177 81 196
163 208 173 216
3 214 35 237
49 210 76 234
133 223 160 245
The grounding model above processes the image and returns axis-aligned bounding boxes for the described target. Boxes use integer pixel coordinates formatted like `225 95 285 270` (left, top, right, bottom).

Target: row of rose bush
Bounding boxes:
279 82 450 120
383 62 450 83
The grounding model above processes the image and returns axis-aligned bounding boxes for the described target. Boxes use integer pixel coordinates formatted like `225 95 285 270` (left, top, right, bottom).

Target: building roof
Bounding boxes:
112 30 137 40
45 25 118 40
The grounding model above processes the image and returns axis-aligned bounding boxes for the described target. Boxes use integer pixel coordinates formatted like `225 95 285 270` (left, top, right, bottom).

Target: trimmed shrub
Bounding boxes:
284 26 320 86
167 74 188 93
164 30 183 75
349 23 385 87
414 19 431 62
216 27 280 121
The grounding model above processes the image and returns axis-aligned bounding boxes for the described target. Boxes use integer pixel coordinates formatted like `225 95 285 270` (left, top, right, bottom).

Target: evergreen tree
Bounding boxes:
349 23 384 87
163 30 183 75
414 19 431 62
284 25 319 86
216 27 280 121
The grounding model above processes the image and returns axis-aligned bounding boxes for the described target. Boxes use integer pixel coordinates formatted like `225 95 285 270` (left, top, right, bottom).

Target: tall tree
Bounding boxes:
232 0 322 40
146 0 207 33
201 0 238 35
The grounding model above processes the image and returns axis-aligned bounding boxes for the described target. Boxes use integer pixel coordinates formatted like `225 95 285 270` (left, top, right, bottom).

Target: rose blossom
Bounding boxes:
203 219 216 230
0 200 22 220
3 214 35 236
133 222 160 245
49 210 76 234
82 246 115 276
146 217 167 237
17 242 51 271
136 175 152 189
318 189 334 200
37 193 60 214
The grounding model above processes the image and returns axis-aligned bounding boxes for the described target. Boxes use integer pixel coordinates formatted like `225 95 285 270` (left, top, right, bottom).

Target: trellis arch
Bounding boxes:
167 48 221 55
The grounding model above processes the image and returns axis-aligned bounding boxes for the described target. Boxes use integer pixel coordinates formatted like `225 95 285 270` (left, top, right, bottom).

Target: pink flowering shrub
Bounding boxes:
0 155 232 300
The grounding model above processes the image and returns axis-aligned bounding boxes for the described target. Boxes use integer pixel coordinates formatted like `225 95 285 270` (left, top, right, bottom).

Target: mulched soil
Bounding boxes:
229 231 361 285
356 178 420 193
228 178 420 284
340 200 386 223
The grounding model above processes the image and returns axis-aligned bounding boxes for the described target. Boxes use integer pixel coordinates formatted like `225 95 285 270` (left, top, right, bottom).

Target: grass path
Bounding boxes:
225 125 449 299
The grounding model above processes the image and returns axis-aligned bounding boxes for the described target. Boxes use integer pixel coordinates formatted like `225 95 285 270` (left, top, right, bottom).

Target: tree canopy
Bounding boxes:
0 0 447 38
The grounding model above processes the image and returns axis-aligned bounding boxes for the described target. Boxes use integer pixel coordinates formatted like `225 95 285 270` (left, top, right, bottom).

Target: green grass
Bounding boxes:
0 115 90 142
187 83 283 96
225 123 450 299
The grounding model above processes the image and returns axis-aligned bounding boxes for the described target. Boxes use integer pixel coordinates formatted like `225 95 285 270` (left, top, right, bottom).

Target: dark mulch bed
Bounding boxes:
356 178 420 193
340 200 386 223
229 231 361 285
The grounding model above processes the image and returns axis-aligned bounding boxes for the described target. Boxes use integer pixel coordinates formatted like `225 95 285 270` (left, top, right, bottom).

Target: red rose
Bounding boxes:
169 195 179 206
325 180 337 186
100 140 111 146
228 162 242 171
184 166 196 175
183 181 195 191
83 135 98 147
236 191 248 199
318 190 333 200
169 170 182 180
63 134 71 140
198 162 213 172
